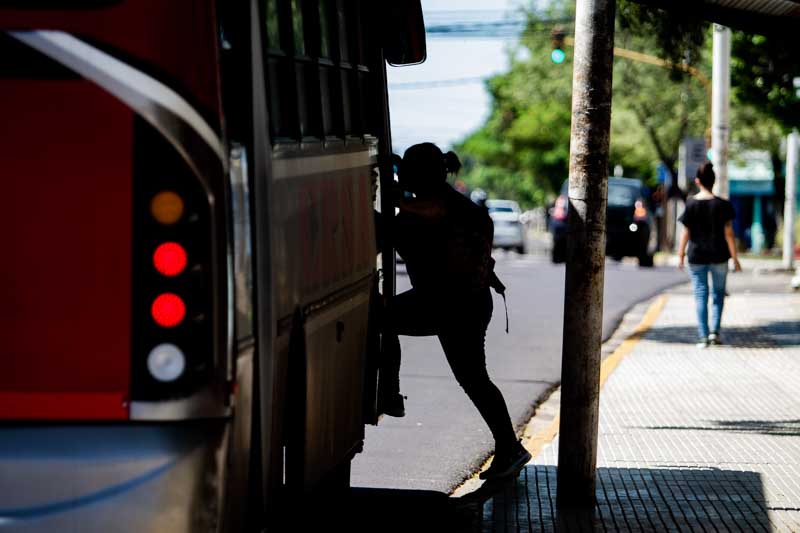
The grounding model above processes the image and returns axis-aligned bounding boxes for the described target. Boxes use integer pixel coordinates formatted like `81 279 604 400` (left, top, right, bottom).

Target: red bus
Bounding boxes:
0 1 424 531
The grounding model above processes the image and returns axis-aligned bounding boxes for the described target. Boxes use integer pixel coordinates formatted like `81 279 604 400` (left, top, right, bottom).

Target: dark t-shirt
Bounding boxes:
679 196 735 264
394 184 493 298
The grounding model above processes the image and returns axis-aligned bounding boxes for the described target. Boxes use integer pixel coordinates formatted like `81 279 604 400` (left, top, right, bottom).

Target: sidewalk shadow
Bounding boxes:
476 465 773 532
299 486 481 532
644 418 800 437
642 320 800 348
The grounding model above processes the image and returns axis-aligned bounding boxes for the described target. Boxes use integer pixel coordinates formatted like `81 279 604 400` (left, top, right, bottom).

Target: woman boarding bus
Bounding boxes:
0 1 425 531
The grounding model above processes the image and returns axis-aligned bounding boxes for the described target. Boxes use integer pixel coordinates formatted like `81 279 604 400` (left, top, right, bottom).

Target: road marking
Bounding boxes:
456 294 669 494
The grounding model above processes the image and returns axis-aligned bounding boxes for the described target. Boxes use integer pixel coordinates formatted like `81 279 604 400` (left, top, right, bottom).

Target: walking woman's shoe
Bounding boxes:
708 332 721 345
479 447 532 480
696 337 709 348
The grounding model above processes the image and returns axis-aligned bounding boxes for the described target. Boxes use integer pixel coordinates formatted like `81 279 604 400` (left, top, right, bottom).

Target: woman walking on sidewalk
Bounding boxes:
677 162 742 347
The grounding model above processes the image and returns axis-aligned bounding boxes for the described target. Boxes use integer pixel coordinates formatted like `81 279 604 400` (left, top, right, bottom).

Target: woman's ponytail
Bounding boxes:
696 161 716 190
443 151 462 175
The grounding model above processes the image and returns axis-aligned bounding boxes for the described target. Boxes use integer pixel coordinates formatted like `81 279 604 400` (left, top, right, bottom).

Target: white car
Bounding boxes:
486 199 526 254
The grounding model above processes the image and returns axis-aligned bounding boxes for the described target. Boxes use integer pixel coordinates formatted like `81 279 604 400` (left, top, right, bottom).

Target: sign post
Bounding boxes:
674 137 708 251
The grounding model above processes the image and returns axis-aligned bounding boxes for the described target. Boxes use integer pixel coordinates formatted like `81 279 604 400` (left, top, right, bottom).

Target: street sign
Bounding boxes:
678 137 708 189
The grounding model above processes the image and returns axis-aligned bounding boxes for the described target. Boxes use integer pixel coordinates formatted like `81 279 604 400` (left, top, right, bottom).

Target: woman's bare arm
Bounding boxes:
724 221 742 272
677 226 690 270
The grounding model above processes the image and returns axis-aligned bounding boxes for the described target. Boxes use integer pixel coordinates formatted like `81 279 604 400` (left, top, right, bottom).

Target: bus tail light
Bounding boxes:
147 343 186 382
151 293 186 328
153 242 187 277
131 120 219 408
150 190 184 225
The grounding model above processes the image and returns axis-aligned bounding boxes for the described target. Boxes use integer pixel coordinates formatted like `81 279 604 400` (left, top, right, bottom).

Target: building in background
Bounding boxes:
728 151 777 253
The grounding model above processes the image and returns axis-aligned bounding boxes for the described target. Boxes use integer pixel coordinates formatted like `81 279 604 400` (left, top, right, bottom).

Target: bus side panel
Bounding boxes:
269 149 376 487
0 80 133 419
302 287 370 489
270 155 376 321
0 423 226 533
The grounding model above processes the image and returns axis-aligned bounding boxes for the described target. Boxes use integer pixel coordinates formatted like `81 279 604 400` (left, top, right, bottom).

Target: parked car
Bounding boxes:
549 177 657 266
486 199 526 254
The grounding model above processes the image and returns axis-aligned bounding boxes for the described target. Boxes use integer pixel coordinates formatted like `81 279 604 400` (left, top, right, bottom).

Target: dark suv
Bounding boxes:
549 177 657 266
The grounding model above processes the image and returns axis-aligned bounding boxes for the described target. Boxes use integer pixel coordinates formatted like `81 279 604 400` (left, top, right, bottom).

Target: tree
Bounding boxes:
455 6 575 206
456 0 790 209
611 28 709 187
731 32 800 131
456 1 711 206
617 0 708 72
614 2 792 203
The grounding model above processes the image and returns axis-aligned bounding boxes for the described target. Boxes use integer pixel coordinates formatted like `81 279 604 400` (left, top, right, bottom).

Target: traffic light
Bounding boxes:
551 27 566 64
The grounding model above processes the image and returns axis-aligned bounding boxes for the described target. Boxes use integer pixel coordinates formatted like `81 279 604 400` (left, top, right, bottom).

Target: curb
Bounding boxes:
452 294 669 498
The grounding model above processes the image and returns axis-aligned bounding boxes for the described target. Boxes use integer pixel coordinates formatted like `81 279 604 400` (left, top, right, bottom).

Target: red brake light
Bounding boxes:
153 242 187 277
553 195 568 221
151 293 186 328
634 199 647 220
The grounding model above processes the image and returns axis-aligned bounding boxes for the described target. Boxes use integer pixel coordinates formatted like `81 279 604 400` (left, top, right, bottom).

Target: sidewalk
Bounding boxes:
469 270 800 531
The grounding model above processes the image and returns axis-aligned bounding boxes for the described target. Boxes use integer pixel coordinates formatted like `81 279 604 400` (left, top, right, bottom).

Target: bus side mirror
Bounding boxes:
383 1 427 66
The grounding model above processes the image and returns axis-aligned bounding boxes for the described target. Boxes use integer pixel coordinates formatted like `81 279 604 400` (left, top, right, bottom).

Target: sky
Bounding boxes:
386 0 524 154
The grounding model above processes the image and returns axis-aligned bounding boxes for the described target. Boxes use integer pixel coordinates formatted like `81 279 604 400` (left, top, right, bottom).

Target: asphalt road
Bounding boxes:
351 251 686 493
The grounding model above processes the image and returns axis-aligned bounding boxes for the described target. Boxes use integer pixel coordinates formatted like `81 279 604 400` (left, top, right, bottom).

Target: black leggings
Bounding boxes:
382 288 518 453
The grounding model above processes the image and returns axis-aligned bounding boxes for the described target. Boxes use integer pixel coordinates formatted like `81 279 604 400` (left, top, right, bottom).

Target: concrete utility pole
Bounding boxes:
557 0 615 508
711 25 731 199
784 130 799 269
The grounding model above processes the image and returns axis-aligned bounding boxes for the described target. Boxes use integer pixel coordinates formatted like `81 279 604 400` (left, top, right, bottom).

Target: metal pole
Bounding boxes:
784 130 799 269
557 0 615 508
751 196 765 254
711 25 731 199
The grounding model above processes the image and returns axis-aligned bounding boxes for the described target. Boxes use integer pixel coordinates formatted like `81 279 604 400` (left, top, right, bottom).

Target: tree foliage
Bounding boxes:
731 33 800 131
617 0 708 75
455 0 790 208
456 1 710 206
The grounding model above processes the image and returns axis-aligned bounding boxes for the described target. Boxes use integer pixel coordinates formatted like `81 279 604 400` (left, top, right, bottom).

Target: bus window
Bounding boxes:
260 0 387 143
290 0 305 56
319 64 340 139
335 0 350 63
264 0 282 52
297 61 323 140
266 57 299 141
350 0 365 67
318 0 333 59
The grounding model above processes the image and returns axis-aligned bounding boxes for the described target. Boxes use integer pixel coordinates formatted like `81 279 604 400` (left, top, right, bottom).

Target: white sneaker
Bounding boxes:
696 338 709 348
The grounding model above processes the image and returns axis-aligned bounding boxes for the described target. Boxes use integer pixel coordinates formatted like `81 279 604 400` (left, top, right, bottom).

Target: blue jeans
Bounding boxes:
688 262 728 339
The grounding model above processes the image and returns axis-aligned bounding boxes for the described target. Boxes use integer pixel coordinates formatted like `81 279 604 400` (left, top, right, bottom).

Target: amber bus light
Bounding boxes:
150 191 184 225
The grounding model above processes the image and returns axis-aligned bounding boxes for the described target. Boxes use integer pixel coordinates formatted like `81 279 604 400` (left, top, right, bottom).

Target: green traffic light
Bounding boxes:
551 48 566 64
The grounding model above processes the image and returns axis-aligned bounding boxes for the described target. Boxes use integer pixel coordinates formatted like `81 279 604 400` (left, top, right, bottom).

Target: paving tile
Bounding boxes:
478 283 800 531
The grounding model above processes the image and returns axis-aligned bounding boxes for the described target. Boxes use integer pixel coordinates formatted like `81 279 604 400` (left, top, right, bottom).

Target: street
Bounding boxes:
351 251 686 492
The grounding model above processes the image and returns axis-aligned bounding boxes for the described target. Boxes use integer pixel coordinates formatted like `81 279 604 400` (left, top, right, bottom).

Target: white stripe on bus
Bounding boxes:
271 150 375 179
10 30 224 163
